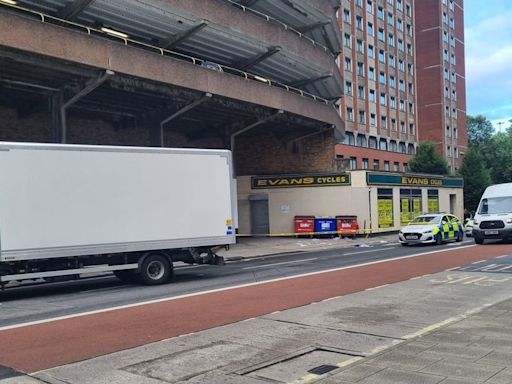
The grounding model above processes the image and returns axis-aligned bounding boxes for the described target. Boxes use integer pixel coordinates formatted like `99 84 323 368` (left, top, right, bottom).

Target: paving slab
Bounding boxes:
420 359 504 382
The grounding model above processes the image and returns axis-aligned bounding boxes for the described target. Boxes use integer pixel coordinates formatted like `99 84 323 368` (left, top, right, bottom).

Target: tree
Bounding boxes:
458 148 491 213
408 141 450 175
467 115 494 148
488 130 512 184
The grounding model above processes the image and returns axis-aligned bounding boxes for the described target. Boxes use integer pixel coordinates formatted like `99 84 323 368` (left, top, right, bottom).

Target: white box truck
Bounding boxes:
0 142 236 287
473 182 512 244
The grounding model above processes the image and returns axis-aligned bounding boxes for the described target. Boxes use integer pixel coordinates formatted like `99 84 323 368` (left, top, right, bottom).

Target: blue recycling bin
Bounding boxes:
314 217 337 237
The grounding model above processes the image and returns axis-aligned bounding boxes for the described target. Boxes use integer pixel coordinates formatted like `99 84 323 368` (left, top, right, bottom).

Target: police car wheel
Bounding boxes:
436 234 443 245
456 231 463 242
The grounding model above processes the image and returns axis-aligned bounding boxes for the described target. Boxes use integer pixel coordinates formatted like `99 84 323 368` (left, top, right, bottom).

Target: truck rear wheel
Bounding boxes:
140 253 172 285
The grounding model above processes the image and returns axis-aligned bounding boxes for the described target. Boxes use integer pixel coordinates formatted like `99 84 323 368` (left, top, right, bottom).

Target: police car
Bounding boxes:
399 213 464 246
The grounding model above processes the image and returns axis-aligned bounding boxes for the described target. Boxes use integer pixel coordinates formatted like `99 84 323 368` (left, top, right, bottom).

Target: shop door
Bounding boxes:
449 194 456 214
250 199 269 235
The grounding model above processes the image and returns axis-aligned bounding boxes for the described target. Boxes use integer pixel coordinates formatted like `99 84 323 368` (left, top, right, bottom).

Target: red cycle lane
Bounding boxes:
1 244 512 373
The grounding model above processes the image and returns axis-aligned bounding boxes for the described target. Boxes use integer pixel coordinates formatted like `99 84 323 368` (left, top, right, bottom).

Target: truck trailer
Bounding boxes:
0 142 236 287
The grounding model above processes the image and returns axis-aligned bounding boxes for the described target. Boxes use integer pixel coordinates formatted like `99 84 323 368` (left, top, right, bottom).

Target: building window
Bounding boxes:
400 121 405 132
370 113 376 126
384 161 390 171
397 0 403 10
390 75 396 88
390 96 396 108
399 79 405 91
397 18 403 31
398 39 404 51
344 57 352 71
368 67 375 80
373 159 380 170
387 13 394 26
345 132 355 145
389 54 395 68
345 81 352 95
393 162 399 172
350 157 357 170
357 134 367 147
369 136 377 149
403 163 408 172
367 22 374 36
356 16 363 29
359 110 366 124
399 142 406 153
347 107 354 121
378 188 394 228
344 33 351 47
379 50 385 63
398 59 405 71
428 189 439 213
409 123 414 135
369 89 376 102
391 119 397 131
380 93 387 106
388 33 395 46
344 9 351 23
399 100 405 111
443 49 449 61
381 116 387 129
379 139 388 150
367 0 374 13
378 28 384 41
379 72 386 84
357 62 365 76
377 7 384 19
358 85 365 98
408 144 415 154
368 44 374 57
390 140 397 152
362 158 369 169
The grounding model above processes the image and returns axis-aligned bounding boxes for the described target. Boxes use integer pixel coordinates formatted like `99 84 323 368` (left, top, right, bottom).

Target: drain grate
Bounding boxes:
308 364 339 375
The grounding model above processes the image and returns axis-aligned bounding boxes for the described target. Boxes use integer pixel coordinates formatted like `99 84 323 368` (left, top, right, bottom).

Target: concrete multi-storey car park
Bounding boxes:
0 0 344 176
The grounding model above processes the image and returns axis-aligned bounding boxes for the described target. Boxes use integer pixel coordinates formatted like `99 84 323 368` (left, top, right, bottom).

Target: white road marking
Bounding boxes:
242 258 318 270
343 248 386 256
0 244 478 332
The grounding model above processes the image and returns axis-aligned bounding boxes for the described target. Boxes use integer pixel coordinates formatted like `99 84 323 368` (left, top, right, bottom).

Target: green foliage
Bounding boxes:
408 141 450 175
457 148 491 213
467 115 494 148
466 115 512 185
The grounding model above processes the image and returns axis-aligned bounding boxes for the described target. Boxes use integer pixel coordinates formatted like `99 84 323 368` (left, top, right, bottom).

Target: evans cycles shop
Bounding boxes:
236 171 464 235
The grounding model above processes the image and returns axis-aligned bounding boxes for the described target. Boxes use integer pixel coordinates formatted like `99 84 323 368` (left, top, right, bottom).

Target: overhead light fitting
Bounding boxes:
0 0 17 5
100 27 129 39
254 75 269 84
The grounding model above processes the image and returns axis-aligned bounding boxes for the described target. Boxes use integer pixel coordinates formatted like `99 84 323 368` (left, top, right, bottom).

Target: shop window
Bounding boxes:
428 189 439 213
400 188 422 225
378 188 394 228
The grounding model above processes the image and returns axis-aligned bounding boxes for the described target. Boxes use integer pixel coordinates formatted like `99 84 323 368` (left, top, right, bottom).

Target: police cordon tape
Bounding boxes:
235 227 401 238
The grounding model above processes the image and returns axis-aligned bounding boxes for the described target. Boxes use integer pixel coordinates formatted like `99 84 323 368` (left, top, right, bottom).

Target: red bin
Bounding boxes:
336 215 359 238
294 216 315 236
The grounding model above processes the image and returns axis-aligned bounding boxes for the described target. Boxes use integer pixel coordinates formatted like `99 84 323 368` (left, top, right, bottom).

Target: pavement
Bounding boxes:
4 236 512 384
218 233 399 261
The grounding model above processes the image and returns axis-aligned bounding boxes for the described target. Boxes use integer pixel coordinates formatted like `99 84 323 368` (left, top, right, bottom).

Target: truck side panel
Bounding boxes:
0 143 235 262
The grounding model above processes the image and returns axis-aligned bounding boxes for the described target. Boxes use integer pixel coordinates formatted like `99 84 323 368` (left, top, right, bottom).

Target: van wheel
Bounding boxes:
474 236 484 245
140 253 172 285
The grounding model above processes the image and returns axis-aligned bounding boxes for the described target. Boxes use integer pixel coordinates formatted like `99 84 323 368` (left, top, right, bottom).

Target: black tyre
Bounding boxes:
436 234 443 245
140 253 172 285
474 236 484 245
456 231 463 242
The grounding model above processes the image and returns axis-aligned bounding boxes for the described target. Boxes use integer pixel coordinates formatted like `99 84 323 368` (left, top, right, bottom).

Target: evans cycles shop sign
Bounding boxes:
367 173 464 188
252 173 351 189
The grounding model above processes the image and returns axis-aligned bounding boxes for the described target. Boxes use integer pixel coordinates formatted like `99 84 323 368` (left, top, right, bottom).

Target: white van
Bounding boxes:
473 183 512 244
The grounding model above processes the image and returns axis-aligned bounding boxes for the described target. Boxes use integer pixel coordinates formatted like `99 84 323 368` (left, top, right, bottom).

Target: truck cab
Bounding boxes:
473 183 512 244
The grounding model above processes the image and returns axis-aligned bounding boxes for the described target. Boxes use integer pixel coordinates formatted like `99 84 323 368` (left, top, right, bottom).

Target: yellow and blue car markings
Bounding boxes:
433 221 461 240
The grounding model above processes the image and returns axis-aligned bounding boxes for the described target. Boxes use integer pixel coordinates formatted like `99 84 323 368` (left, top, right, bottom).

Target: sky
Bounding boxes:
465 0 512 131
